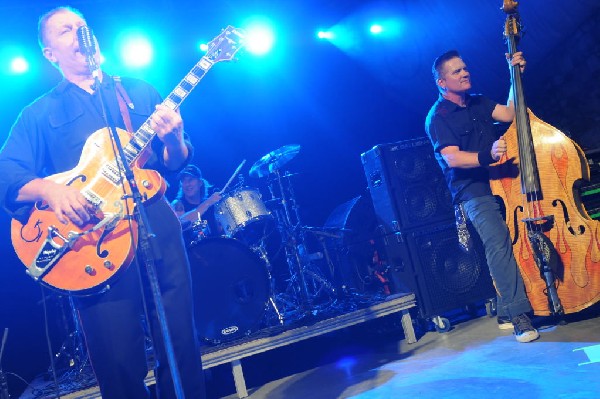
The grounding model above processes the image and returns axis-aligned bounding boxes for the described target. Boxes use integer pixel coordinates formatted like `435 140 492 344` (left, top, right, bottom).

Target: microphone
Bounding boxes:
76 25 99 77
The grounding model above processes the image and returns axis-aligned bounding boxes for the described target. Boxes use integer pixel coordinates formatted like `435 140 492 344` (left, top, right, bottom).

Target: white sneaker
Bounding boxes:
512 314 540 343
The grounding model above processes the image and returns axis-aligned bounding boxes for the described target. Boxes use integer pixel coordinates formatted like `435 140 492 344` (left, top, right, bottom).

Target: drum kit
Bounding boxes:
187 144 342 345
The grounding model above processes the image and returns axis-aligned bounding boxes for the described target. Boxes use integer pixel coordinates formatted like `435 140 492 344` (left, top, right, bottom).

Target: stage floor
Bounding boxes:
215 306 600 399
18 301 600 399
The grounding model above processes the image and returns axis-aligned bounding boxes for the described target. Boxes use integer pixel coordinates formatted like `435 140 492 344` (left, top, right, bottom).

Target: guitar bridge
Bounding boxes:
26 226 78 279
26 213 125 281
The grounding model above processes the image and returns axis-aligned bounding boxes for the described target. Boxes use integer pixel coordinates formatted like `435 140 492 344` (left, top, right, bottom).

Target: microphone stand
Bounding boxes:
88 66 184 398
0 328 10 399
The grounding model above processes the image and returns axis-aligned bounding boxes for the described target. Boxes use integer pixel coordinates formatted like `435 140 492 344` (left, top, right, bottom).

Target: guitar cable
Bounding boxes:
40 286 61 398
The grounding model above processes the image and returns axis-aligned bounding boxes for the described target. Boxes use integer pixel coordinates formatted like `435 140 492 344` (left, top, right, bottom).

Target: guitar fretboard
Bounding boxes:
99 25 244 186
123 58 213 165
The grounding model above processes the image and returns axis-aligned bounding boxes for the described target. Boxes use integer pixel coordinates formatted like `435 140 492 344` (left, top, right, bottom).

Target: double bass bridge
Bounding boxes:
522 214 555 233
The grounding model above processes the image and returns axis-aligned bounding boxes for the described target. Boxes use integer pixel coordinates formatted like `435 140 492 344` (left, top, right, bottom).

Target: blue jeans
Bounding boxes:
462 195 532 319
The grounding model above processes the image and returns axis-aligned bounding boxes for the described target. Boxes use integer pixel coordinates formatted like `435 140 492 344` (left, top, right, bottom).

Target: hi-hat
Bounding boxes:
249 144 301 178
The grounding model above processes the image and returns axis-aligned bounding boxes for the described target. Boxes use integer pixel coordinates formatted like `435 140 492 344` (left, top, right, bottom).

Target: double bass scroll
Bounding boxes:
488 0 600 316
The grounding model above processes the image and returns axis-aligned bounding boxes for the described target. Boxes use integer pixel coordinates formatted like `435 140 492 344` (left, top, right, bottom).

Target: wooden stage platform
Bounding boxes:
21 293 416 399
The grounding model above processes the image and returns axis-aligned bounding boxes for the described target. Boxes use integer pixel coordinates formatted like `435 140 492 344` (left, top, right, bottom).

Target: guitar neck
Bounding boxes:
97 25 244 185
123 56 216 165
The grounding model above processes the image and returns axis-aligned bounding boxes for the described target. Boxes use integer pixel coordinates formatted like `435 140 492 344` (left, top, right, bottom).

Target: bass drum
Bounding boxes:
187 237 270 344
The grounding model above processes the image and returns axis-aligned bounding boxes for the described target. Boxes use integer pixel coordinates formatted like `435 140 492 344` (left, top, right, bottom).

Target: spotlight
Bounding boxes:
245 25 275 56
10 56 29 74
317 30 334 40
119 35 153 68
369 24 384 35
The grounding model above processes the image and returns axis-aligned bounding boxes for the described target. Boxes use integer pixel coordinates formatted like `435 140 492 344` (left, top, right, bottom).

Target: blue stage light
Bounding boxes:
10 56 29 74
245 25 275 56
369 24 384 34
317 30 335 40
119 34 154 68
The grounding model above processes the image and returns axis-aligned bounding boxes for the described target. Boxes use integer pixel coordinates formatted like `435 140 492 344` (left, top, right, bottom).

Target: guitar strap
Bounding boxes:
113 76 135 134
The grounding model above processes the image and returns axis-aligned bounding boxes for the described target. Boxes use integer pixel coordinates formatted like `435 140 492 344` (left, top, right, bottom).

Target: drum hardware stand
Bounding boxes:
269 170 341 317
249 145 338 320
300 227 341 288
296 235 338 304
52 296 90 378
264 168 312 314
251 242 284 325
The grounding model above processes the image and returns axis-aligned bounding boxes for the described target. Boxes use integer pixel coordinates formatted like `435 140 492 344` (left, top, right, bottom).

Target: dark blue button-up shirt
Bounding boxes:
425 93 499 204
0 75 190 221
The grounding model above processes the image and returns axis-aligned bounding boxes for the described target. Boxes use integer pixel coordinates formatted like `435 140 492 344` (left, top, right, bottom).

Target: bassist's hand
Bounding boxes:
506 51 526 73
491 136 507 161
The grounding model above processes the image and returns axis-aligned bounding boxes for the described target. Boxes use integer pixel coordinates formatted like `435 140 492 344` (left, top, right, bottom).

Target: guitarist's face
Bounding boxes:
41 10 101 77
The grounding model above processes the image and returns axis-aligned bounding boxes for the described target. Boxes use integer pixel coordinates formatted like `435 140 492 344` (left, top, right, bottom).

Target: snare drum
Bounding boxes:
214 187 274 243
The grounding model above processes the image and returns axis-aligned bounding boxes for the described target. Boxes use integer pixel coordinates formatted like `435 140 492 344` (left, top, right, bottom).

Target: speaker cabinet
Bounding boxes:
361 137 454 234
384 223 496 319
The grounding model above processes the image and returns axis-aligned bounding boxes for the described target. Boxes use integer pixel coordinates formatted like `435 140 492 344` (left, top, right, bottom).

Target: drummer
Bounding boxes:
171 164 223 242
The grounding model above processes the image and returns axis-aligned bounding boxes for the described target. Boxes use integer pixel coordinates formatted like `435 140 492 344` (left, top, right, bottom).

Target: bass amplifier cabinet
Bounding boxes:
580 148 600 220
382 222 496 319
361 137 454 234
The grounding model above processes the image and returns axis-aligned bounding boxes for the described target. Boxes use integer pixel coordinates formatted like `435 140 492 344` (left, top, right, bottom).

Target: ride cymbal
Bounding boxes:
249 144 301 178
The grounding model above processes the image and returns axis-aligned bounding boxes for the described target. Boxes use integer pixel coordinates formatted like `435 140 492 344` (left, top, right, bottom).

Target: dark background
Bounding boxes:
1 0 599 397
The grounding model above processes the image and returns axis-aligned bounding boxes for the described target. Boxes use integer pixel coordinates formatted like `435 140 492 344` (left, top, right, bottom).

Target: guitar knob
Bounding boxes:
85 266 96 276
142 180 151 188
103 260 114 270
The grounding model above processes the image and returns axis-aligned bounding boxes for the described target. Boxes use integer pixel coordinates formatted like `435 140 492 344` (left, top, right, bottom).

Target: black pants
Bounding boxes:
75 197 206 398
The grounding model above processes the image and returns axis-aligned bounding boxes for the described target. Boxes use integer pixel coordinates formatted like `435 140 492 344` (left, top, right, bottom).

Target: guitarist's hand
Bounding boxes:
150 104 189 169
17 179 94 226
151 104 183 144
42 181 94 226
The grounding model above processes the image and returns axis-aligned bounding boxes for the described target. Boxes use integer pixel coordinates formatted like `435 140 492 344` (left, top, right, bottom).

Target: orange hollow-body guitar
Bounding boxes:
10 26 245 295
11 127 163 295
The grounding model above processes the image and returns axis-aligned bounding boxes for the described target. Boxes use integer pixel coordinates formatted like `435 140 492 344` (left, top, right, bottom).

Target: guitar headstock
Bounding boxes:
205 26 246 63
501 0 518 15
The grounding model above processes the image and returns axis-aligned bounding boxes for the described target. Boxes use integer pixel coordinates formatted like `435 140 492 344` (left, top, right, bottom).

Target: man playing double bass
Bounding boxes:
425 50 540 343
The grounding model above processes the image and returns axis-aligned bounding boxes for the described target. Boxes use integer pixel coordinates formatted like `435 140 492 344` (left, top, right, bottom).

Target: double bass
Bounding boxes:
489 0 600 315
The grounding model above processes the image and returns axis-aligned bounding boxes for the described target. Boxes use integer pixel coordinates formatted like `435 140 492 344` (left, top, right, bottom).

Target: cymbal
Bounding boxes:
249 144 301 178
301 225 350 238
264 197 282 204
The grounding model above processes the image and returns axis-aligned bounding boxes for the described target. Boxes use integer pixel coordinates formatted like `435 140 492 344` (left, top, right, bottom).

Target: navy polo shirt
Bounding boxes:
425 93 499 204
